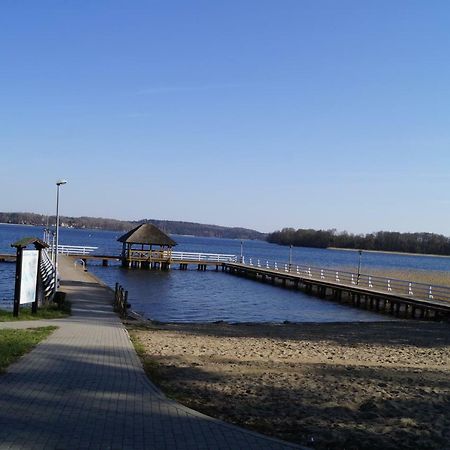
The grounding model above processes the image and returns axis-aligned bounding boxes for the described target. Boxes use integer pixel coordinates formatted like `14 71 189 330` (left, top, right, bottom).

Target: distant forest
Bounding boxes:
267 228 450 256
0 212 265 240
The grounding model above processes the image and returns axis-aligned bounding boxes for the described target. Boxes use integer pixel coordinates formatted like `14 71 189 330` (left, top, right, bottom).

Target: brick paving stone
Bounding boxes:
0 256 305 450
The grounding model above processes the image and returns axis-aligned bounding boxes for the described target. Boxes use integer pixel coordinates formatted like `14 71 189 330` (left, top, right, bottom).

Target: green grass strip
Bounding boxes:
0 301 71 322
0 326 57 372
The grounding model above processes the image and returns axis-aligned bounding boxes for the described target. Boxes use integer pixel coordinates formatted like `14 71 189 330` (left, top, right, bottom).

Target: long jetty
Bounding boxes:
223 261 450 321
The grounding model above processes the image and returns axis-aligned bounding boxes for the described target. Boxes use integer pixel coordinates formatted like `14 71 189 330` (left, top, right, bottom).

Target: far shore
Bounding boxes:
328 246 450 259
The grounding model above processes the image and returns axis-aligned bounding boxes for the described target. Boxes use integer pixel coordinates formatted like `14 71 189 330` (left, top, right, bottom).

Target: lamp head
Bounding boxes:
56 179 68 186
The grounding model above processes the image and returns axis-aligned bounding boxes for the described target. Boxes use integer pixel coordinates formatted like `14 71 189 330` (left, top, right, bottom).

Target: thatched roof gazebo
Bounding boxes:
118 223 177 269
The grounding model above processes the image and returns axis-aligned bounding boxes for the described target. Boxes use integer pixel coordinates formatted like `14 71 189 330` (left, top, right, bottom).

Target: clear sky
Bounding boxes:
1 1 450 234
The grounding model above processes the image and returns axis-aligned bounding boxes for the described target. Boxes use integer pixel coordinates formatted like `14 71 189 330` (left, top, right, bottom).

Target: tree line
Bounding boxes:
266 228 450 256
0 212 265 240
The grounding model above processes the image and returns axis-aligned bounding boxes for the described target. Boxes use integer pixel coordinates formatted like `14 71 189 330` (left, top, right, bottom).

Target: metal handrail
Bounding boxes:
240 258 450 303
40 249 56 299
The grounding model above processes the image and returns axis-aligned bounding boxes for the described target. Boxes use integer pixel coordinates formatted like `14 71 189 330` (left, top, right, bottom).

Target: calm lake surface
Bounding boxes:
1 224 450 322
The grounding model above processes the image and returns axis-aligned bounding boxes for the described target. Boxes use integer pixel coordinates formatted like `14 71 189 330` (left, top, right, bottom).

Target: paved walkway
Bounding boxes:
0 257 302 449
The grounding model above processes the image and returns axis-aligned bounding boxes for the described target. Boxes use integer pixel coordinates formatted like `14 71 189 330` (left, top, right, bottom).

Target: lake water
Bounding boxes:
1 224 449 322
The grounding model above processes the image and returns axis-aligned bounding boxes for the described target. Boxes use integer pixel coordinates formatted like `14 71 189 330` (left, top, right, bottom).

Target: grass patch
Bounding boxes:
0 301 71 322
0 326 57 372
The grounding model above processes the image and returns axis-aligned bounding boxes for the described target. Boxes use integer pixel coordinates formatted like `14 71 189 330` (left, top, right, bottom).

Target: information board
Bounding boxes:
20 250 39 304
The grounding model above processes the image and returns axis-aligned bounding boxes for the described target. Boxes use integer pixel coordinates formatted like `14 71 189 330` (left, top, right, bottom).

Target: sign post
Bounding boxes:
13 247 23 317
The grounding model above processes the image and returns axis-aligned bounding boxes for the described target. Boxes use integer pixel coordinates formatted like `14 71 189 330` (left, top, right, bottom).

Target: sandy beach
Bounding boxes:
128 320 450 450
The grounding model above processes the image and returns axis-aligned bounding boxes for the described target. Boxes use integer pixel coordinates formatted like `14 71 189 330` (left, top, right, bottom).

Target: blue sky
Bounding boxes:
1 1 450 234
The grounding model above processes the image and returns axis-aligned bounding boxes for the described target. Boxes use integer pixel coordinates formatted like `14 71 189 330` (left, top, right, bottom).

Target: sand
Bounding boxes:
128 320 450 450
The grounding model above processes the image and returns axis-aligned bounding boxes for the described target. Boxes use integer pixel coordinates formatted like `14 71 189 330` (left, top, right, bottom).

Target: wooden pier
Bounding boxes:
68 252 237 271
223 262 450 321
0 253 16 262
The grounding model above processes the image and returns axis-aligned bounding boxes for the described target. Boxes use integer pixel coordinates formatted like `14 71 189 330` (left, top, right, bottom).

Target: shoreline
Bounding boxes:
328 246 450 259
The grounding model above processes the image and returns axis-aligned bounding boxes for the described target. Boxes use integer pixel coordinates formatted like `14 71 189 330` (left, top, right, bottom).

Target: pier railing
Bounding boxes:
127 249 237 263
171 251 237 263
55 245 99 255
40 249 56 299
242 258 450 303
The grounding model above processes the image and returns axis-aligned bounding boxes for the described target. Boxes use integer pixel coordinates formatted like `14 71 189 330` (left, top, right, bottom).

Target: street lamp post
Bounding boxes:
54 179 67 293
289 244 293 272
356 250 362 285
240 240 244 263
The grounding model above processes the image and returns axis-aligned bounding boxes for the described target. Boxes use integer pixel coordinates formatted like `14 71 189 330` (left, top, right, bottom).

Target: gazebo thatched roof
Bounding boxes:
11 237 49 249
117 224 176 247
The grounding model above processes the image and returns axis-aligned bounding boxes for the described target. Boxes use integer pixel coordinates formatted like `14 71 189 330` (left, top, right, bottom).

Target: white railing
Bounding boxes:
127 249 237 263
171 251 237 263
55 245 98 255
40 249 56 298
238 259 450 303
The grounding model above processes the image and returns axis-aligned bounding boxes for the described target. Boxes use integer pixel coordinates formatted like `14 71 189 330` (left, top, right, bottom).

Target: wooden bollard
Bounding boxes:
124 291 129 316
